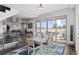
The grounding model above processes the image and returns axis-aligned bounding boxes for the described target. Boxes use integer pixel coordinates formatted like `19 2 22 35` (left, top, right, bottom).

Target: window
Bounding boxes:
56 19 67 42
40 21 46 34
36 22 41 32
48 20 56 32
57 19 66 28
36 21 47 34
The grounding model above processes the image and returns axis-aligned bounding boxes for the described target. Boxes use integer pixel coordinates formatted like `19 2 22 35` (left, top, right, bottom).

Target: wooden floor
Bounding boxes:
64 44 76 55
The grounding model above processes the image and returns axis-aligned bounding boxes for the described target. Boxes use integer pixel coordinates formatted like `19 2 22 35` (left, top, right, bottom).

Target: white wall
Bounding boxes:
66 8 75 44
75 5 79 55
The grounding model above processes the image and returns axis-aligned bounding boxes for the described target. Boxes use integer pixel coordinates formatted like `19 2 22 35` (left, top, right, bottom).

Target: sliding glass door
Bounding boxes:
56 19 67 42
47 20 56 41
35 18 67 42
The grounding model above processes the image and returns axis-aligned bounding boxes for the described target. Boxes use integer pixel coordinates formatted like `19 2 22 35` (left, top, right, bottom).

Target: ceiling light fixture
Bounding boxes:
38 4 44 11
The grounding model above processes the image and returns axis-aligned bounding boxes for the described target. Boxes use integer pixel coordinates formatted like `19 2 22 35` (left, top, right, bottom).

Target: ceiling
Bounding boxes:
3 4 74 18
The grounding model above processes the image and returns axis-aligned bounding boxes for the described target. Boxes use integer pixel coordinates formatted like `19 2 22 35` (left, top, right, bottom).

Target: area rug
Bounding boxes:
35 43 66 55
4 43 66 55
